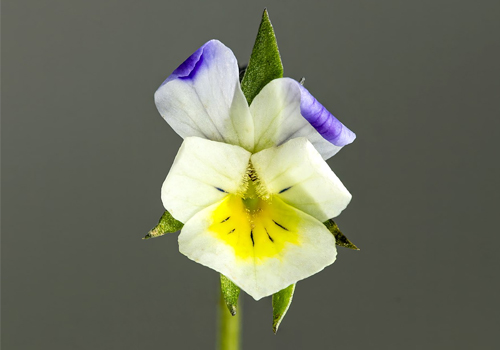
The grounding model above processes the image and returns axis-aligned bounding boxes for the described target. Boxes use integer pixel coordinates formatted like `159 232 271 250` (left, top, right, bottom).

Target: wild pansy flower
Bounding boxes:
154 40 355 300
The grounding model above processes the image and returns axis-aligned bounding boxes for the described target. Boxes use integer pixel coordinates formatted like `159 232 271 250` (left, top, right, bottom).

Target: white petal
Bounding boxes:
251 138 351 222
179 195 337 300
161 137 251 223
250 78 351 159
155 40 254 151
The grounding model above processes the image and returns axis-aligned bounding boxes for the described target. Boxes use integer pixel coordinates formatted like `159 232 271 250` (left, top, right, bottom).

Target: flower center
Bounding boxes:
209 167 300 261
241 178 262 213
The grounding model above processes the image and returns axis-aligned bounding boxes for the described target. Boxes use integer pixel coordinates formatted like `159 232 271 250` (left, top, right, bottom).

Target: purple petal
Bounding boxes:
160 40 219 87
298 84 356 147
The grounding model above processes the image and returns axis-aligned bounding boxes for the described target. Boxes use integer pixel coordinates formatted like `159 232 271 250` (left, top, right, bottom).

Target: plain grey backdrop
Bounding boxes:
2 0 500 349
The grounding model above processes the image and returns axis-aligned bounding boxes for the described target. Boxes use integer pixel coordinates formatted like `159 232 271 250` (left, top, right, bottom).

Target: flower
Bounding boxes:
155 40 355 300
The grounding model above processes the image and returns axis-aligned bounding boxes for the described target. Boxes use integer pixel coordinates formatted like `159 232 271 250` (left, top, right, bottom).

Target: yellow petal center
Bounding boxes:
209 175 300 262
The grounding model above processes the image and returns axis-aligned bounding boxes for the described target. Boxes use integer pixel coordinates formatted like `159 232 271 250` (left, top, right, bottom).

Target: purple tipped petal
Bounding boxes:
160 40 219 86
298 84 356 147
250 78 354 159
155 40 254 150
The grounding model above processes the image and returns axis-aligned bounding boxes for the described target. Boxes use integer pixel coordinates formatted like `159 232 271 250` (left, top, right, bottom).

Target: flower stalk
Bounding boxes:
217 291 241 350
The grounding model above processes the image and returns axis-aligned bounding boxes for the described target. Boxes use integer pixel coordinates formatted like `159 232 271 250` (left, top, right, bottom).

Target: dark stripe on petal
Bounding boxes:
228 229 235 234
265 228 274 242
250 230 254 246
215 187 228 193
273 220 289 231
221 217 230 223
279 186 292 194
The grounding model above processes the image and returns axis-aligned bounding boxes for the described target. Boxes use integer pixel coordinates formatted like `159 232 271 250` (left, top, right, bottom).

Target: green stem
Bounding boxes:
217 290 241 350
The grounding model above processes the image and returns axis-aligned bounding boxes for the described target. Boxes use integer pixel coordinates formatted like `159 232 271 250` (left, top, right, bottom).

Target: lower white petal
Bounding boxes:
161 137 251 223
251 138 352 222
178 195 337 300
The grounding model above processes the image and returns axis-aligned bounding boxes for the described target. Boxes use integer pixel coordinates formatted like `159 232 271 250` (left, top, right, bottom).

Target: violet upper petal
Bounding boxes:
155 40 254 151
250 78 355 160
298 84 356 147
160 44 205 85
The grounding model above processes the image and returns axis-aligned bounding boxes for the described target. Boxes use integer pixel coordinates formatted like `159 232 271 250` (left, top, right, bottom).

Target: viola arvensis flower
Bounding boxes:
155 40 355 300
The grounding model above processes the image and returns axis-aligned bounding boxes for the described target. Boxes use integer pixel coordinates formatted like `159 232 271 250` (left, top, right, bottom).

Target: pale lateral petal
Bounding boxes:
155 40 254 151
251 138 352 222
250 78 355 159
161 137 251 223
178 197 337 300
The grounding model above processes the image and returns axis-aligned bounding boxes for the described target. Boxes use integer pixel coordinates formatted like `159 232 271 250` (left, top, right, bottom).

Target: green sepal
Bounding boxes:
323 219 359 250
241 8 283 105
220 274 240 316
143 210 184 240
272 283 296 334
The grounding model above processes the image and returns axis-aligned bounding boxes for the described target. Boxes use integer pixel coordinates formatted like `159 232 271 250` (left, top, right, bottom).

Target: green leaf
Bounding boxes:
323 219 359 250
143 210 184 240
272 283 295 334
220 274 240 316
241 8 283 105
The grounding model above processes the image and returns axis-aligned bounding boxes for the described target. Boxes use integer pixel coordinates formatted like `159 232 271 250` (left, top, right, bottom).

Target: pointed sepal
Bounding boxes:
220 274 240 316
143 210 184 240
272 283 296 334
323 219 359 250
241 8 283 105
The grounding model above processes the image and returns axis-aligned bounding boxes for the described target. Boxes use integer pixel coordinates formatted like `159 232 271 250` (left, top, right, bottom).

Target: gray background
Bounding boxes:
2 0 500 349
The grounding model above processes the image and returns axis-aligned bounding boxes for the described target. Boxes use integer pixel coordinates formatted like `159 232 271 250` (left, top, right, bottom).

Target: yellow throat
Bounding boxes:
209 168 300 262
